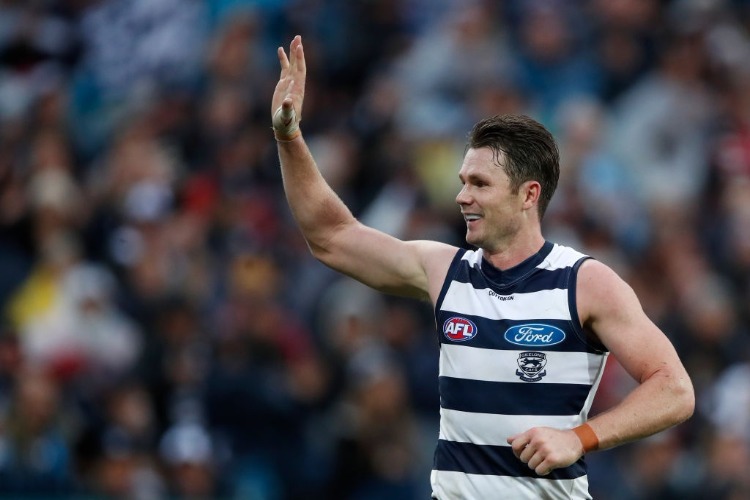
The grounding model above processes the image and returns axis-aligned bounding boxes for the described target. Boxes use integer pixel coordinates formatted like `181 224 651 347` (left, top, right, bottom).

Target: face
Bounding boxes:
456 148 529 252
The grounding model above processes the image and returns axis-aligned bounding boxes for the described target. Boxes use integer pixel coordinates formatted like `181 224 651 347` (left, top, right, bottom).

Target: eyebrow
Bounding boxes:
459 172 490 183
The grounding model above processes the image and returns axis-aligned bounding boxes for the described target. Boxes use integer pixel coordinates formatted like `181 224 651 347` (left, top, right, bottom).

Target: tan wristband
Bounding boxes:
572 423 599 453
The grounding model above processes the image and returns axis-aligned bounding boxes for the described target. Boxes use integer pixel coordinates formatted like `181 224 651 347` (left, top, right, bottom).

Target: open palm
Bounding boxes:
272 35 306 137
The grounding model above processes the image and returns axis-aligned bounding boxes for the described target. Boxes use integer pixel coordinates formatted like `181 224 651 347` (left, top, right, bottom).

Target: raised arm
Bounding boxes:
271 36 456 301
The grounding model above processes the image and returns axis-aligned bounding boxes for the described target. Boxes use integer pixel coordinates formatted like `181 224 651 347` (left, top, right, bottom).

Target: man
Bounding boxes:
272 36 694 499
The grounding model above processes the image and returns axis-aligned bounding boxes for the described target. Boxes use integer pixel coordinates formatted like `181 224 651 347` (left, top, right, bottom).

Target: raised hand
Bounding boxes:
272 35 306 141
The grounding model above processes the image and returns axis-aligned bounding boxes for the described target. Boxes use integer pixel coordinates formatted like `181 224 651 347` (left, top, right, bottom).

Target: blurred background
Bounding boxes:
0 0 749 498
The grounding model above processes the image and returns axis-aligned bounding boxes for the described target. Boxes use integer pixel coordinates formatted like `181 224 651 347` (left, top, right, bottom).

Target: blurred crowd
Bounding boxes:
0 0 749 498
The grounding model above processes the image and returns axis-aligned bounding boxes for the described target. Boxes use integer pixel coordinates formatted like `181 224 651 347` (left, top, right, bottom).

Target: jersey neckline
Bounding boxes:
478 240 555 286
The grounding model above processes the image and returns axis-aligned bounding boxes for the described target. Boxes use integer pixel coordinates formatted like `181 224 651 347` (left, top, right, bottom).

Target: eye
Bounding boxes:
459 174 490 188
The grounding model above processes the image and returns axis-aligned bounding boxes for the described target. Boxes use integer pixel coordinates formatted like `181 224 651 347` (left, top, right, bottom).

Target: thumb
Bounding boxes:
282 96 294 110
272 98 300 140
279 98 296 125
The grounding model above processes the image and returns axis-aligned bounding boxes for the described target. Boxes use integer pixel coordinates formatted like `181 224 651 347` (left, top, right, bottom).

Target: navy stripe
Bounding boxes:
440 377 591 416
435 248 466 316
453 265 572 294
434 439 586 480
436 316 597 353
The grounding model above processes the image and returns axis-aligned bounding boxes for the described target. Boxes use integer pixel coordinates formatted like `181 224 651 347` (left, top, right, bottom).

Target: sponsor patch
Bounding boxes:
504 324 566 347
443 317 478 342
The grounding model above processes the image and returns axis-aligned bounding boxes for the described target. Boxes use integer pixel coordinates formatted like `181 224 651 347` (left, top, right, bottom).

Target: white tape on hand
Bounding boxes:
272 104 300 141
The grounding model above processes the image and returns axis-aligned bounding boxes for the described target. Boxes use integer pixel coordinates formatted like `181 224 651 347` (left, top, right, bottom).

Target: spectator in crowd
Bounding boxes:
0 369 75 496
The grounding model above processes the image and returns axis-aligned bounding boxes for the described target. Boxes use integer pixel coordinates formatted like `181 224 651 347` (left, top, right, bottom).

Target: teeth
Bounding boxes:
465 215 481 221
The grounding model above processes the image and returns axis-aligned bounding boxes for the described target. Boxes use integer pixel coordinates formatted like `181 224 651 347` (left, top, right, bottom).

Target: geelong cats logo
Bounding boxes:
516 352 547 382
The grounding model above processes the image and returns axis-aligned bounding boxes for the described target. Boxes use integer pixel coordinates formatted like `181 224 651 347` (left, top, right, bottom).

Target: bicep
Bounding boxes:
315 220 456 301
578 261 684 383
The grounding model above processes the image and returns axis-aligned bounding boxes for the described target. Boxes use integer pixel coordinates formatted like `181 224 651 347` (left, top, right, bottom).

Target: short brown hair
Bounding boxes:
468 114 560 219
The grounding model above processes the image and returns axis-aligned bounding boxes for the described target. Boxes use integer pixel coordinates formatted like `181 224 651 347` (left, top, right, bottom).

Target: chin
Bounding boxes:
465 232 481 248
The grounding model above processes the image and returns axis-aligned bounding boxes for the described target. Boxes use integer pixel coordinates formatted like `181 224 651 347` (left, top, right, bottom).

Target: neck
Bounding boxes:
482 231 546 271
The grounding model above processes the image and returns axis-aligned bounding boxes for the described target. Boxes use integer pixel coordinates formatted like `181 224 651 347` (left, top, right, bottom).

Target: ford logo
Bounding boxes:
504 324 566 347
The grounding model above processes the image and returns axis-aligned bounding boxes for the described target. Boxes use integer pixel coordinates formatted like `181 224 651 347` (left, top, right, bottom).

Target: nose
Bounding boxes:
456 185 471 206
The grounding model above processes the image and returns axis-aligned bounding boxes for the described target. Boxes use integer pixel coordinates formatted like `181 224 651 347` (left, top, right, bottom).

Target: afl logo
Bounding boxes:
504 324 566 347
443 317 478 342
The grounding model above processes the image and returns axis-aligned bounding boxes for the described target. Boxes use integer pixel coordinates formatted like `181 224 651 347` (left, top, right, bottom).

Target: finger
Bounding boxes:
278 46 290 72
508 435 529 458
282 96 294 113
276 100 296 125
277 49 290 82
506 434 519 446
527 453 544 471
285 78 295 98
519 444 536 464
289 36 299 73
296 37 306 75
535 460 554 476
272 101 299 138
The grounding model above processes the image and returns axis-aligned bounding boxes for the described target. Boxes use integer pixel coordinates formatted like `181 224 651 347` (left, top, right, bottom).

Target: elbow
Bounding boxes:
308 243 327 265
308 239 330 261
305 220 352 265
680 386 696 423
671 375 696 425
308 240 338 269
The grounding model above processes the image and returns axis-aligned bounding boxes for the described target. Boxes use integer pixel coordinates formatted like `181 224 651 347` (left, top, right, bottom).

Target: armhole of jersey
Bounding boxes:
568 256 607 353
434 248 466 316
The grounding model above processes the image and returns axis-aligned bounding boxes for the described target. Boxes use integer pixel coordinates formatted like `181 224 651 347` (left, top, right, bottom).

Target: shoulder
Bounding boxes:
577 259 630 297
576 258 642 328
538 242 589 271
405 240 462 302
406 240 461 263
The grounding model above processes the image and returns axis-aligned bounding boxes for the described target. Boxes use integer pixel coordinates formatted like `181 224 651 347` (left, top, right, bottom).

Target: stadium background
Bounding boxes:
0 0 749 498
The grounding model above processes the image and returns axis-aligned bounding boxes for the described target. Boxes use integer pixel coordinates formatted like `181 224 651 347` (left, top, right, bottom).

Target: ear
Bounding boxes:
520 181 541 212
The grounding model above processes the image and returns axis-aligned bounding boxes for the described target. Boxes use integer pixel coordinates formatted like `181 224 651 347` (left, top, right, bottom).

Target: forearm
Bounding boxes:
277 135 355 254
586 367 694 450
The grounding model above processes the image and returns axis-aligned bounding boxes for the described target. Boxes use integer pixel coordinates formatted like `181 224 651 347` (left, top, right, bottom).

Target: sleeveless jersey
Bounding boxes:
431 241 609 499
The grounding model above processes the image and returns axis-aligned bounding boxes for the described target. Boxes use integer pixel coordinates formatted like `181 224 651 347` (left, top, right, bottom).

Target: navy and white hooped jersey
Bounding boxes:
431 241 609 500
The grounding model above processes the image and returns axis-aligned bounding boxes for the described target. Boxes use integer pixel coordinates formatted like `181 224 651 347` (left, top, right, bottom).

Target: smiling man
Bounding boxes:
272 36 695 499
